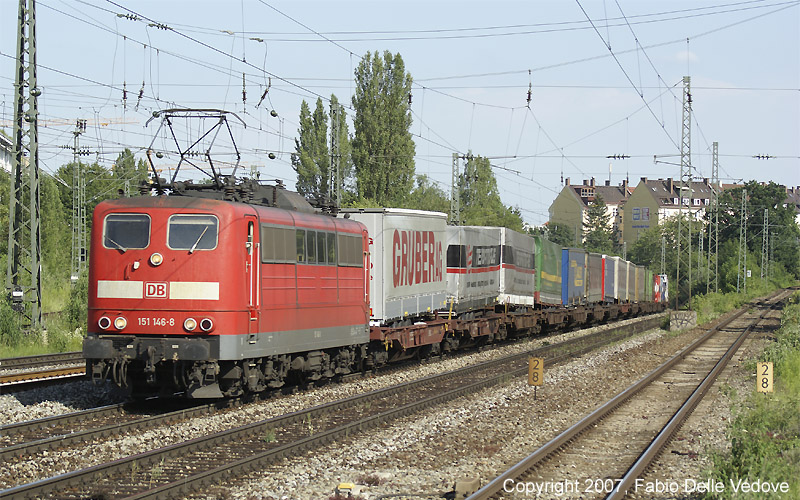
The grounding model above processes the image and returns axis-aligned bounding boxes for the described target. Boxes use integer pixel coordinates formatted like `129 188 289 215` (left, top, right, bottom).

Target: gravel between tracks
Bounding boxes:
199 317 736 500
0 380 126 425
0 316 657 491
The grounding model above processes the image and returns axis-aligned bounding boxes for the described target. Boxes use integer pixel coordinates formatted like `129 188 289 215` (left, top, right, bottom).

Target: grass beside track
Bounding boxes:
705 291 800 499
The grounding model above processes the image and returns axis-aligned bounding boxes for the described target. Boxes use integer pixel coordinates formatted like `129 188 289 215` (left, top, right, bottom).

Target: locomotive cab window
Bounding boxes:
103 213 151 250
167 214 218 251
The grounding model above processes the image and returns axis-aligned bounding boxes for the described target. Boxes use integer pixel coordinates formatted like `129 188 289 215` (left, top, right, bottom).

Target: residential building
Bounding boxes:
548 177 632 245
0 132 12 173
622 177 717 245
786 186 800 227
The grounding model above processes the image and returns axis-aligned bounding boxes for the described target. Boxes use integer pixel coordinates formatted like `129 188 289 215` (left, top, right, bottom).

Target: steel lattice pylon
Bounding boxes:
675 76 692 309
707 142 720 293
6 0 42 329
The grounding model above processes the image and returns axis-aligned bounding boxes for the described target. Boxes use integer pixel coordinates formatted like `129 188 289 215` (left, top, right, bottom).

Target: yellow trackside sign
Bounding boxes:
528 357 543 386
757 362 773 393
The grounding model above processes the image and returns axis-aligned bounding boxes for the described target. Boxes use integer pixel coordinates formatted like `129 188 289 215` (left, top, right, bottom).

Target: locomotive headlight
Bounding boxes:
98 316 112 330
150 252 164 266
199 318 214 332
114 316 127 330
184 318 197 331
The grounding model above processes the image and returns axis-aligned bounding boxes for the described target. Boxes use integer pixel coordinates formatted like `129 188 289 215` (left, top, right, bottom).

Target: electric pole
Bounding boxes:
676 76 692 310
450 153 460 225
329 102 342 207
761 208 768 279
6 0 43 329
70 119 87 284
707 142 719 293
737 189 747 293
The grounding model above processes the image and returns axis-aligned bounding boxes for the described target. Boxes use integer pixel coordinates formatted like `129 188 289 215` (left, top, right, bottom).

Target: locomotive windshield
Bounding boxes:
103 214 151 250
168 214 218 252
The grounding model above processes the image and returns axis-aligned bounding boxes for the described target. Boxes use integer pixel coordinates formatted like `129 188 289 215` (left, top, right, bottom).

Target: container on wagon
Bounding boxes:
586 252 604 304
603 255 620 302
446 226 502 312
561 247 587 306
341 208 448 324
533 236 562 306
499 228 536 306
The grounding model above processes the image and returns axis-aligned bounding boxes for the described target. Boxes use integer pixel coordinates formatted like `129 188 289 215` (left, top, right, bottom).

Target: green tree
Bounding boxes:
583 195 614 253
713 181 800 279
292 98 330 199
40 175 70 279
458 154 524 231
403 174 449 213
351 50 415 206
546 222 576 247
111 148 148 196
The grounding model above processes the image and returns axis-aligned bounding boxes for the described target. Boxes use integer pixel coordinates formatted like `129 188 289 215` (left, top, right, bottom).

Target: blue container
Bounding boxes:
561 248 587 306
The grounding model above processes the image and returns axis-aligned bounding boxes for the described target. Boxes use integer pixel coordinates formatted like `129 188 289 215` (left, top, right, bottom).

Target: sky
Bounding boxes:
1 0 798 226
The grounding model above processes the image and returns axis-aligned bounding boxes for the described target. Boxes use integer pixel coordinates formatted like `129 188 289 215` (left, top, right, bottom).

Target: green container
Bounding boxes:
533 236 562 306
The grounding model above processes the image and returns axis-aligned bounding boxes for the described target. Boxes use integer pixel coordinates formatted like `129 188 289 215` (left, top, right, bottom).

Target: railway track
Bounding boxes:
466 291 788 500
1 314 665 498
0 351 85 392
0 367 85 390
0 351 82 370
0 401 220 462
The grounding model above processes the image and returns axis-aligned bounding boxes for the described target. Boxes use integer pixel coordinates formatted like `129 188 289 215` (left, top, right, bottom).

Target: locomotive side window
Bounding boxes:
316 231 327 264
306 231 317 264
103 214 151 250
295 229 348 265
260 225 295 263
296 230 306 262
167 214 218 251
337 233 362 267
326 232 336 265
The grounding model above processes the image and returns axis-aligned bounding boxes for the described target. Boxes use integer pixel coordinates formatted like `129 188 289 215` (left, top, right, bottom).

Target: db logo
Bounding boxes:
145 282 168 298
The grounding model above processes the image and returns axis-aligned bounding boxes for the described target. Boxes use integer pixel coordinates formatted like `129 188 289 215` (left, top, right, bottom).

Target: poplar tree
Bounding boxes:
292 98 330 199
351 50 415 206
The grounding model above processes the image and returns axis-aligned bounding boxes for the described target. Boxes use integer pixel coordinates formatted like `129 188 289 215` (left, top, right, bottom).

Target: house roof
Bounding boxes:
636 177 718 207
786 187 800 213
0 132 12 150
564 177 632 208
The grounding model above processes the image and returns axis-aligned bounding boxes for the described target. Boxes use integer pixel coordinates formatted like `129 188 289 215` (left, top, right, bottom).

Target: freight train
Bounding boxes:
83 179 666 398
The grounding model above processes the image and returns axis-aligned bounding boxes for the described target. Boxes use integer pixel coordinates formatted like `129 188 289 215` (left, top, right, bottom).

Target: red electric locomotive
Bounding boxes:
83 180 370 398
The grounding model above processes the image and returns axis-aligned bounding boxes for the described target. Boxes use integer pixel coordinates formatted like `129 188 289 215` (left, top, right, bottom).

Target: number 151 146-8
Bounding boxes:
138 317 175 327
